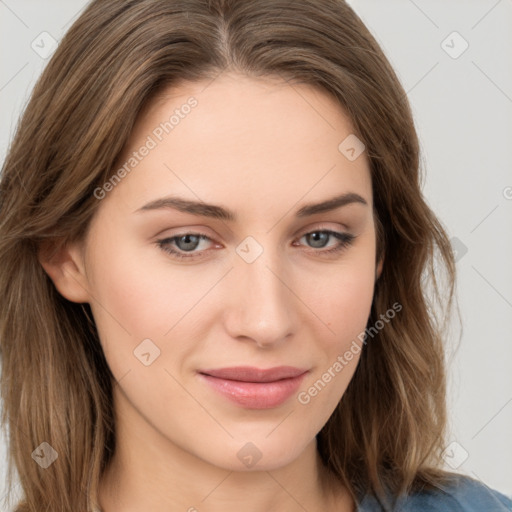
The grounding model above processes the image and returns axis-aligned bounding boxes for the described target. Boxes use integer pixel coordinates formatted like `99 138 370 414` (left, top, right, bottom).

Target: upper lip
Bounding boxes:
199 366 308 383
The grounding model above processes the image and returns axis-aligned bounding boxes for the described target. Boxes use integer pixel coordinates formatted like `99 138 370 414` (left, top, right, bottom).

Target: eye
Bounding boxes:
156 228 356 261
294 230 356 257
157 233 214 260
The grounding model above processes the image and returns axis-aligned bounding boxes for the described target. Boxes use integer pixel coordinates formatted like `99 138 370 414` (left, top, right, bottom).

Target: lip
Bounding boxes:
198 366 309 409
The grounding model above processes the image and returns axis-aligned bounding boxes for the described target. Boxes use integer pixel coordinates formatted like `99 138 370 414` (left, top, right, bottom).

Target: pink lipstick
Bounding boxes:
198 366 308 409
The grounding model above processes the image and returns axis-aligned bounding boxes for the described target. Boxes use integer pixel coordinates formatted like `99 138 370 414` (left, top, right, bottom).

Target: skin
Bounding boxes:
40 71 383 512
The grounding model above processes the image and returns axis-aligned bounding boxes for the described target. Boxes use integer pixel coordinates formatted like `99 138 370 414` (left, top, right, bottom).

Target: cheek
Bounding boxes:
308 255 376 346
296 260 375 415
309 276 373 400
91 263 187 338
83 230 165 367
84 233 223 373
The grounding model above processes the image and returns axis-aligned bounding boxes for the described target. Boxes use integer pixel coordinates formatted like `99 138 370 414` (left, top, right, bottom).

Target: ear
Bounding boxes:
38 238 91 303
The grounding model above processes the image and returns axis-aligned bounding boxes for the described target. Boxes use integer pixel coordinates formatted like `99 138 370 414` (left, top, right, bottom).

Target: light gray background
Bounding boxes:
1 0 511 508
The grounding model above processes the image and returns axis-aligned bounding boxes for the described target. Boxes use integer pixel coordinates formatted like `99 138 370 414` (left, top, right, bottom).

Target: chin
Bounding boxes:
196 432 312 473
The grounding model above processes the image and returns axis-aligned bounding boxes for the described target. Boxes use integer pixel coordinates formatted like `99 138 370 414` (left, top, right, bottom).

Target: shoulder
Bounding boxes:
357 474 512 512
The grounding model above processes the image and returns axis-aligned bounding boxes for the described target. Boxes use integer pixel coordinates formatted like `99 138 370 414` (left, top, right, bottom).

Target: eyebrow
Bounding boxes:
134 192 368 221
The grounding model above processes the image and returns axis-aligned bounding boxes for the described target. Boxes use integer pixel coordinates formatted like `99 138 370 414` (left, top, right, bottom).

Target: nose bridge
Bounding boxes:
224 238 295 346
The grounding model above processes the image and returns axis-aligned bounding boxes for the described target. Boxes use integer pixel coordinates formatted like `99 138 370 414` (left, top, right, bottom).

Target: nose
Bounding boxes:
223 247 296 349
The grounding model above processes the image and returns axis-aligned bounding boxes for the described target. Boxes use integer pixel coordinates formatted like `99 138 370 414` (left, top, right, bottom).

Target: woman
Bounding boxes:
0 1 510 511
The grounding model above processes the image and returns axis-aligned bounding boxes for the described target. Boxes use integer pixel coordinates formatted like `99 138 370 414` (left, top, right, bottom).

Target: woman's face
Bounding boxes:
58 72 380 471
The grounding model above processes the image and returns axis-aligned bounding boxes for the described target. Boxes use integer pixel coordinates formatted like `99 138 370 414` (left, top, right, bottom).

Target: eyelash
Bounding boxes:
156 229 356 261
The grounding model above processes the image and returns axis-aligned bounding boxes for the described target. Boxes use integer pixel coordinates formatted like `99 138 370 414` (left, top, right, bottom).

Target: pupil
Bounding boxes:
308 232 328 248
178 235 199 251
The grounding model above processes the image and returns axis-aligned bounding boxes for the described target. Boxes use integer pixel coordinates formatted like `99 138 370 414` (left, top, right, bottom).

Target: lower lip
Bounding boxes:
198 372 307 409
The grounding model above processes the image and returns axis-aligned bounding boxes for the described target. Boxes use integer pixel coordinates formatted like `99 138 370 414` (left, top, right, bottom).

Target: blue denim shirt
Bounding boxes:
357 475 512 511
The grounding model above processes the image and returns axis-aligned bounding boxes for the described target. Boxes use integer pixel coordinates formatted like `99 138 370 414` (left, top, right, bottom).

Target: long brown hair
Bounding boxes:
0 0 460 510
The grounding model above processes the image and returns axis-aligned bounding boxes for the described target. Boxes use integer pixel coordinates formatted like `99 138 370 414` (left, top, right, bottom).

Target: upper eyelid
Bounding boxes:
296 223 351 236
160 222 352 240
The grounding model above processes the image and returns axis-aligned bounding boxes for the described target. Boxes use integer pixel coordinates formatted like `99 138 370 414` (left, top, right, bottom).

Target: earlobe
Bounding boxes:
37 238 91 303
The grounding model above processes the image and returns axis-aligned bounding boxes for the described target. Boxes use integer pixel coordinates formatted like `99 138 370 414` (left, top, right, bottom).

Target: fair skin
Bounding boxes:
40 72 383 511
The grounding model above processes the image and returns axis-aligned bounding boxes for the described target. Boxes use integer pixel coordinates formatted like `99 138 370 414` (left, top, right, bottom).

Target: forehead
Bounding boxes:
101 72 372 221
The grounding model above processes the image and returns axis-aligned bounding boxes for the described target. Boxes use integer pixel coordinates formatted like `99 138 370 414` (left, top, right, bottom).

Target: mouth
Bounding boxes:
197 366 309 409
